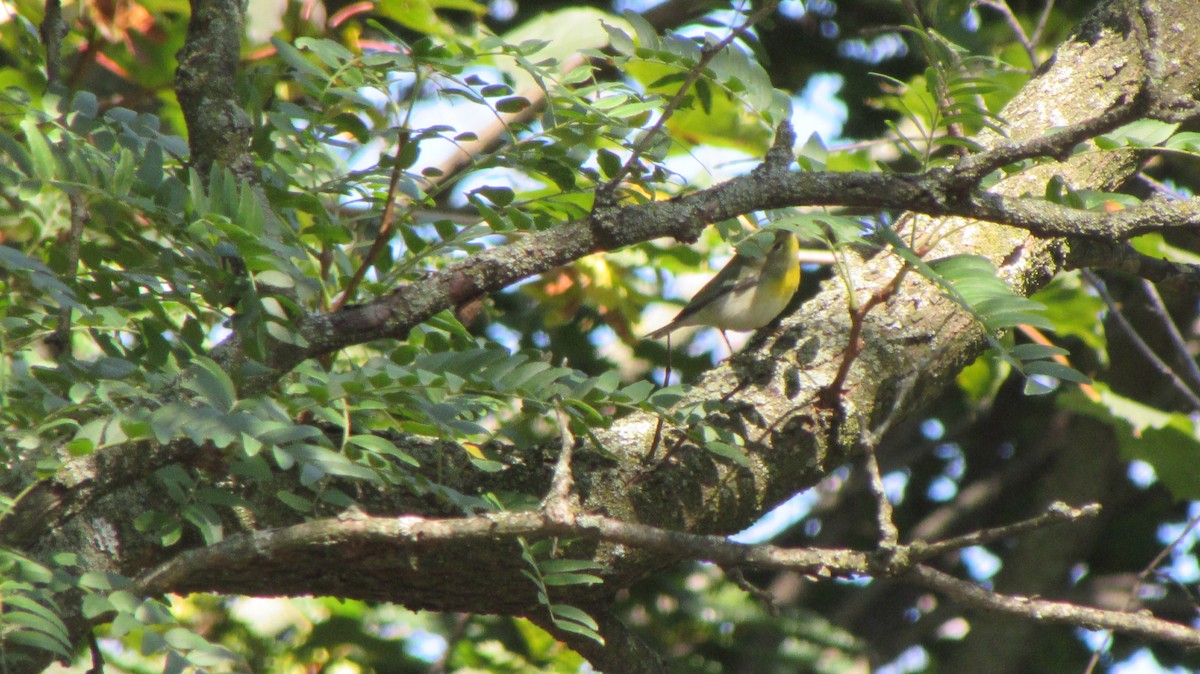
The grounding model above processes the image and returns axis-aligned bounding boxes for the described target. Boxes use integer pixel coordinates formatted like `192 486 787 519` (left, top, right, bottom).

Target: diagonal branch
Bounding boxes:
1081 269 1200 409
1066 238 1200 294
907 564 1200 647
946 96 1142 189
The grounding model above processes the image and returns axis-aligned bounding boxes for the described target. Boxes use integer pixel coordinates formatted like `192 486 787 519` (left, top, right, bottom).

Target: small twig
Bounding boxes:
85 629 105 674
909 435 1057 544
331 129 411 311
973 0 1037 68
1029 0 1056 52
829 133 951 154
948 97 1142 190
40 6 87 361
822 264 912 406
334 50 593 310
1082 509 1200 674
644 416 667 465
1066 239 1200 295
543 404 578 522
428 613 472 674
915 501 1101 560
1081 270 1200 410
1136 171 1189 200
1138 280 1200 395
46 194 89 360
908 563 1200 647
432 53 586 182
40 0 68 84
727 567 779 617
135 509 1200 649
596 0 781 201
644 336 673 463
861 445 900 549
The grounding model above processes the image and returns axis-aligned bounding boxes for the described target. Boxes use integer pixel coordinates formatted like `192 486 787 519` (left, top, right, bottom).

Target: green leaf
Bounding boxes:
603 22 636 56
1008 343 1069 361
549 603 600 630
542 572 603 586
375 0 485 36
184 356 237 412
79 570 131 590
165 626 213 650
19 118 57 178
597 148 622 179
3 595 68 637
704 441 751 467
82 593 116 619
539 559 605 574
276 489 314 512
552 615 605 644
5 626 71 658
1101 119 1179 147
272 37 328 78
1030 273 1107 354
1061 386 1200 500
1020 359 1091 384
182 503 225 545
296 37 355 69
495 96 532 113
617 380 655 405
256 270 294 288
623 9 660 50
284 444 382 482
136 140 164 190
0 130 35 176
348 434 420 467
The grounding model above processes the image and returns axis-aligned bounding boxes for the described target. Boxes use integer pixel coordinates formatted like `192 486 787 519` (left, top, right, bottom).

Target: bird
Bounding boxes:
646 229 800 345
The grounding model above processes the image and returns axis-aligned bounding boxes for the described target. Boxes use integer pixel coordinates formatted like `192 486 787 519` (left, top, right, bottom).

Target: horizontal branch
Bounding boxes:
231 164 1200 396
973 191 1200 240
1066 238 1200 294
134 506 1200 649
913 501 1102 559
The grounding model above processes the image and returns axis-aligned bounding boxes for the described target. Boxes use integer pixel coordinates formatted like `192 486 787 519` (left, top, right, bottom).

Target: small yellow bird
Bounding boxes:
646 229 800 340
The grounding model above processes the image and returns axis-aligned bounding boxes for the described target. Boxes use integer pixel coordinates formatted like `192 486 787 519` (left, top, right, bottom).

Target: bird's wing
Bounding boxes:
676 254 757 317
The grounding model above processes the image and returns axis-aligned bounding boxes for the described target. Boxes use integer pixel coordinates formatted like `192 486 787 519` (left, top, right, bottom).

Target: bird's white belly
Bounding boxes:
711 284 787 331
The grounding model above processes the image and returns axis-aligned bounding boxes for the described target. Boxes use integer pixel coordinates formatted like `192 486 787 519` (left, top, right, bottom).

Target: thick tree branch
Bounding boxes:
1066 238 1200 294
175 0 255 179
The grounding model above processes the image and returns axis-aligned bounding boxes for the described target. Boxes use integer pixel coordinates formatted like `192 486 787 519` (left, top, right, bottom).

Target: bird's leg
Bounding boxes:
719 330 734 355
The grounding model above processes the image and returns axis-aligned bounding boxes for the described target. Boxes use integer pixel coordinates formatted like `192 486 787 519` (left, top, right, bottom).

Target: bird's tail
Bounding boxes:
645 322 676 339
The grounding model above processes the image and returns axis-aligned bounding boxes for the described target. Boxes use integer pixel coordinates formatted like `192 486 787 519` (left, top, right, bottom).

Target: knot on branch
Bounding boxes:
758 121 798 177
868 542 912 577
